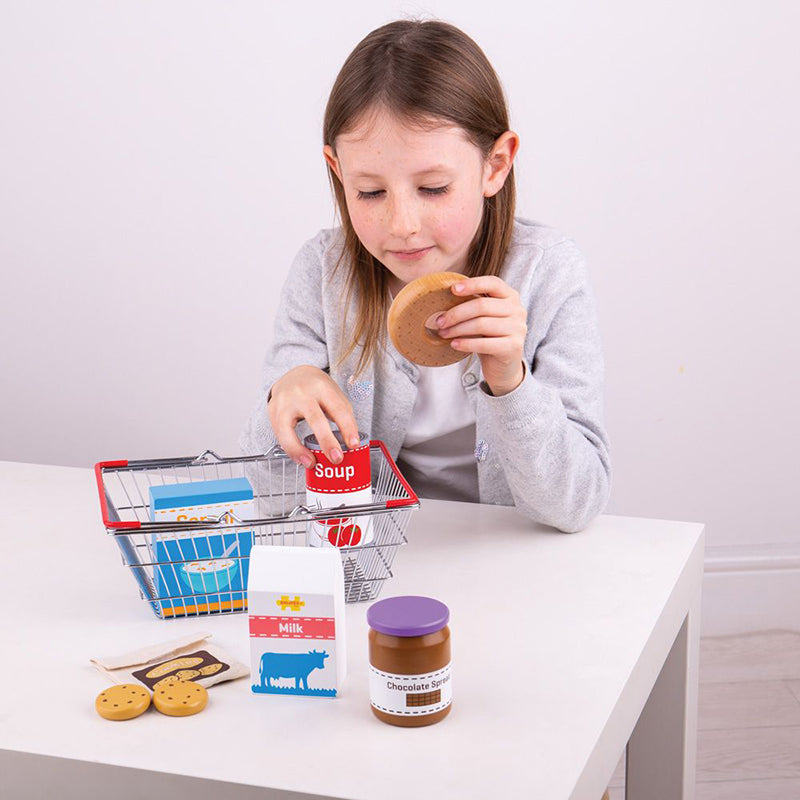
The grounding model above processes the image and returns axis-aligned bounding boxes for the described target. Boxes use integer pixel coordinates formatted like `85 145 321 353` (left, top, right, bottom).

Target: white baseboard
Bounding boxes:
701 543 800 636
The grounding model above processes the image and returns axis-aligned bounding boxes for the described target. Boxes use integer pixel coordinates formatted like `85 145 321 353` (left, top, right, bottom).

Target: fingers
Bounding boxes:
439 316 521 340
444 278 527 396
269 403 314 467
451 275 516 299
437 293 526 341
448 336 521 356
304 406 344 466
437 279 527 361
267 367 360 469
320 395 362 453
436 296 515 331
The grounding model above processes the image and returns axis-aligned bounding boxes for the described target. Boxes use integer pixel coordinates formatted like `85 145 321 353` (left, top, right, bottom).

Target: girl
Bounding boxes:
240 18 611 533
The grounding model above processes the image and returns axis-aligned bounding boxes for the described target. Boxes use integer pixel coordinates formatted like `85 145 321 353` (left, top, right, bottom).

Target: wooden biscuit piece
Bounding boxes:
387 272 473 367
175 669 201 681
145 656 204 679
153 678 208 717
95 684 151 721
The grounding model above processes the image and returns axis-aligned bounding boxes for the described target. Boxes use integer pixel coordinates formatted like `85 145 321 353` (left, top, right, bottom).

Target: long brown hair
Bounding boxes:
323 18 516 377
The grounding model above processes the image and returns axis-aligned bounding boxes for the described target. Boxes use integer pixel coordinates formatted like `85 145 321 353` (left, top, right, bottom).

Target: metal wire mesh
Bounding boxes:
96 445 418 618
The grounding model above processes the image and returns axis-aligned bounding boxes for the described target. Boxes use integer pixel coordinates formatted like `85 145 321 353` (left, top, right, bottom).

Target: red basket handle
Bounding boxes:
94 461 142 530
370 440 419 508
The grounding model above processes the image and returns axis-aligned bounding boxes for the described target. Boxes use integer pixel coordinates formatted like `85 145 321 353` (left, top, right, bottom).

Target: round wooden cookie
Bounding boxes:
153 678 208 717
387 272 473 367
95 683 151 721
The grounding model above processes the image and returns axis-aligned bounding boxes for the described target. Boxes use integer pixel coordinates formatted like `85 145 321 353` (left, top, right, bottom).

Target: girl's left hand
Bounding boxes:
436 276 528 396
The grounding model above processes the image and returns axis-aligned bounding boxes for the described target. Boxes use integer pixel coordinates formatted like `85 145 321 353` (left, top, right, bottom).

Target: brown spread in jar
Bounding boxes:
367 595 451 727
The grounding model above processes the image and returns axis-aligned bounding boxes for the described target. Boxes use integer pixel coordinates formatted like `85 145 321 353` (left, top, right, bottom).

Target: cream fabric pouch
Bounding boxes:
91 632 249 690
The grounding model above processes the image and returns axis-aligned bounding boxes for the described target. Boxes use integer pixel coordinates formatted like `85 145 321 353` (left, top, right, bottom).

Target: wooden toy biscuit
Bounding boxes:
175 669 201 681
95 684 151 721
387 272 474 366
153 678 208 717
145 656 204 679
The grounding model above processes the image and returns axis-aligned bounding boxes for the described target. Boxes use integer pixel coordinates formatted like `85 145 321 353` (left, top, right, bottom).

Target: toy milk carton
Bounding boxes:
148 477 254 618
248 546 346 698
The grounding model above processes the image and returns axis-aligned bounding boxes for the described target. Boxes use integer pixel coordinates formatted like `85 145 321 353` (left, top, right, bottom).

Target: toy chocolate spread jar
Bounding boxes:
367 595 452 727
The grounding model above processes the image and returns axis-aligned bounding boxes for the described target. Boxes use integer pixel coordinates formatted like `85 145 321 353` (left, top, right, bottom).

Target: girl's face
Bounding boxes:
323 108 518 292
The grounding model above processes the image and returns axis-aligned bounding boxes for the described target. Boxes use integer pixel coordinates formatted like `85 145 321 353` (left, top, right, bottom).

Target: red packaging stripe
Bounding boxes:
249 615 336 640
305 444 371 493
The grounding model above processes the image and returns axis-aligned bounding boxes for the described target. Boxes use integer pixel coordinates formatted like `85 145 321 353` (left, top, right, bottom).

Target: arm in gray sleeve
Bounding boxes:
239 234 331 455
479 240 611 532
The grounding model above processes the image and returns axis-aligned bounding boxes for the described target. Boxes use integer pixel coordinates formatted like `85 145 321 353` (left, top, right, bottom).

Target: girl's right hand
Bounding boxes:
267 365 361 468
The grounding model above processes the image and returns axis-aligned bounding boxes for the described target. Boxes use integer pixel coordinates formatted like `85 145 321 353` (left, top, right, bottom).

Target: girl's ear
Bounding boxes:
323 146 343 183
483 131 520 198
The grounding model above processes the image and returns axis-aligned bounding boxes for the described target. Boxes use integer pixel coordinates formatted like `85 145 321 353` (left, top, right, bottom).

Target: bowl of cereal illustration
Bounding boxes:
181 559 239 593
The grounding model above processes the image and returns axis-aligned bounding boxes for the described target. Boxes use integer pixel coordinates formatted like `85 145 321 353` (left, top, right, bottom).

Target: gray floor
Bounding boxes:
608 629 800 799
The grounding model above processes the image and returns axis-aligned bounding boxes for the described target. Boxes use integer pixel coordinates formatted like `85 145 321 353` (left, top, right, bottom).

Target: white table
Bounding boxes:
0 461 704 800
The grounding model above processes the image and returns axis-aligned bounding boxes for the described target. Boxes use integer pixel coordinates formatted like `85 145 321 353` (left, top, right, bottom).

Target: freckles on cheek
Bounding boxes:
346 203 367 229
437 213 472 248
350 209 380 249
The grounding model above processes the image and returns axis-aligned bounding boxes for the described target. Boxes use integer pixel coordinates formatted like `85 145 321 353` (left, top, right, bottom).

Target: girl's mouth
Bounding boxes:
391 247 433 261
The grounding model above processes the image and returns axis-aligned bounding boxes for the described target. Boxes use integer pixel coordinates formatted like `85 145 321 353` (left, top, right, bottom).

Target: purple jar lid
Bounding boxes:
367 595 450 637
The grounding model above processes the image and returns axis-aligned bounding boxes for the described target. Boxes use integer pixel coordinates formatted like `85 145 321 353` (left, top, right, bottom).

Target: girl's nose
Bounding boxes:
388 195 420 238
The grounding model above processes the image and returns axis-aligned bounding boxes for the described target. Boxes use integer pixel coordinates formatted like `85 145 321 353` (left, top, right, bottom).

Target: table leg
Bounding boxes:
625 588 701 800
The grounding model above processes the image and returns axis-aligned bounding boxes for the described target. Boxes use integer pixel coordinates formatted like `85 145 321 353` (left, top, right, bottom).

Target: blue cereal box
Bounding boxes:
148 478 255 618
248 546 346 697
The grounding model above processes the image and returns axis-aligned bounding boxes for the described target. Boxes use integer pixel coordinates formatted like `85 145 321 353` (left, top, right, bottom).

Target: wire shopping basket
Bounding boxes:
94 442 419 619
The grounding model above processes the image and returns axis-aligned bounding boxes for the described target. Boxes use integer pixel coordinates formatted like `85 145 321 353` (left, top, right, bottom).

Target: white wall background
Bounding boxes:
2 2 798 627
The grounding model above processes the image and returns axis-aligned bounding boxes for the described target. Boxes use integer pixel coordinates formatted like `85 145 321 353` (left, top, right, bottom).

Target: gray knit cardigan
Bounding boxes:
240 216 611 533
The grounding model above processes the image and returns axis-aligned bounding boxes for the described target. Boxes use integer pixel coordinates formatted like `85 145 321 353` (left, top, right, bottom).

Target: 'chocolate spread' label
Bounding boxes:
368 663 452 716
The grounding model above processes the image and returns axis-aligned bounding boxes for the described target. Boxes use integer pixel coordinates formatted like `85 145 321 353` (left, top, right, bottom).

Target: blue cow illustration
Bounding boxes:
259 649 329 691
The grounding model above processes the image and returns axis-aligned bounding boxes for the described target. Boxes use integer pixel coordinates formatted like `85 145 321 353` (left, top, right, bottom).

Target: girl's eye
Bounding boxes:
422 185 450 196
355 185 450 200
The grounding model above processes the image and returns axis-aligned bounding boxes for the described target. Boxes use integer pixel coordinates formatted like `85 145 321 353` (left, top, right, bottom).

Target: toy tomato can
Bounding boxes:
304 431 373 548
